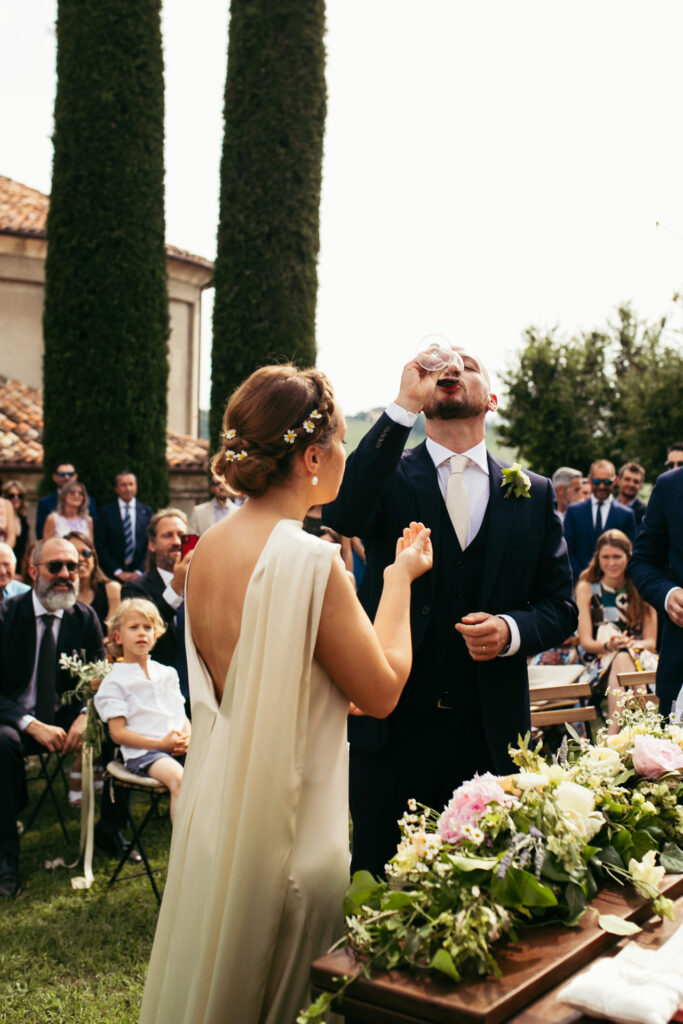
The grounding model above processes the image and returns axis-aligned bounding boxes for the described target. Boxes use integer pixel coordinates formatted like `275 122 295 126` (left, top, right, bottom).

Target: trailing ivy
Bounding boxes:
42 0 169 508
209 0 326 456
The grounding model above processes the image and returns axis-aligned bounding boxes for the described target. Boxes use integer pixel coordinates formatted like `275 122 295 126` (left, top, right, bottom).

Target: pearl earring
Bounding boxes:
312 475 319 486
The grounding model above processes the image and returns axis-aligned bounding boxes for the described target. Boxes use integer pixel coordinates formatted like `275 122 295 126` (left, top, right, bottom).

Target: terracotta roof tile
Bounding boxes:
0 175 213 268
0 376 208 472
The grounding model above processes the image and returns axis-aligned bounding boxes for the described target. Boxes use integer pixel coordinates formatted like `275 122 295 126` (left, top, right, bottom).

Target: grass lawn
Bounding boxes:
1 758 170 1024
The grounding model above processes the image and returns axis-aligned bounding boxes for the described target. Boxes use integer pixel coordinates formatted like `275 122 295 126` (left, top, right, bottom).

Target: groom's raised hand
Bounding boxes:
395 358 439 414
456 612 511 661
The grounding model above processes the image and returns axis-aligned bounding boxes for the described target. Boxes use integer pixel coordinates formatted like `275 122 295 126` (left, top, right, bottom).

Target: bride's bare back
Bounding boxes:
186 509 274 701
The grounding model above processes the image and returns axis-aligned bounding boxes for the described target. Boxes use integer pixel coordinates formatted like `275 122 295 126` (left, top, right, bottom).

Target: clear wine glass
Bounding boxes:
415 335 463 373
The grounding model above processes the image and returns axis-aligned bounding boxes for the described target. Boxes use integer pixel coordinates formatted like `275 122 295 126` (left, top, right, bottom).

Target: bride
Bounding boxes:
140 365 432 1024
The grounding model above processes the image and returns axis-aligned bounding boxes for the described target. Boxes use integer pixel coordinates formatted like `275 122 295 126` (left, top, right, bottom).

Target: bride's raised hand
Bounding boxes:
393 521 433 581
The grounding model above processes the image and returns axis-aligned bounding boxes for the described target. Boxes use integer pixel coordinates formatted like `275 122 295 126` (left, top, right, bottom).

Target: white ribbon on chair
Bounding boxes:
70 744 95 889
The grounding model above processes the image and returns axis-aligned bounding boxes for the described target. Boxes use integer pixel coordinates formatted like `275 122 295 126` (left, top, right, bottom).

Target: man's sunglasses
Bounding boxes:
37 560 79 574
591 477 614 486
57 471 76 478
665 460 683 470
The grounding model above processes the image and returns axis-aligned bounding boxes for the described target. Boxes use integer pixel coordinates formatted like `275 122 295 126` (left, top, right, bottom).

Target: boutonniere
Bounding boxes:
501 463 531 499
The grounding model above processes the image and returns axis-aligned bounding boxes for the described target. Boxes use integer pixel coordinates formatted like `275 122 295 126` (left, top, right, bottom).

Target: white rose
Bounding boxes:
556 781 595 817
628 849 665 897
582 745 623 777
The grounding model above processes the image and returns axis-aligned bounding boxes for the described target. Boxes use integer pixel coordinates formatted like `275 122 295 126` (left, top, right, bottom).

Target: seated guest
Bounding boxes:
0 490 17 551
95 599 190 823
0 544 30 600
43 480 94 542
36 462 97 540
0 538 138 898
615 461 647 527
65 531 121 633
121 509 190 674
3 481 30 569
575 529 657 733
564 459 637 583
188 476 243 537
551 466 583 522
95 471 153 582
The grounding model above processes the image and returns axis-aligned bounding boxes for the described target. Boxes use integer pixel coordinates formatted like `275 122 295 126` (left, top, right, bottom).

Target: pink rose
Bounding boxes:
438 772 514 844
632 734 683 779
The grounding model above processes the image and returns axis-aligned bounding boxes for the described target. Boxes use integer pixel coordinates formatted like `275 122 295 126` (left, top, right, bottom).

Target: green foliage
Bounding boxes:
42 0 169 507
210 0 326 454
498 304 683 480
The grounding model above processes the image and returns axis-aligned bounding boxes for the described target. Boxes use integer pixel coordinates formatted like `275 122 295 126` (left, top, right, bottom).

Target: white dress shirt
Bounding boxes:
385 404 520 656
590 493 613 528
94 659 186 761
157 566 183 611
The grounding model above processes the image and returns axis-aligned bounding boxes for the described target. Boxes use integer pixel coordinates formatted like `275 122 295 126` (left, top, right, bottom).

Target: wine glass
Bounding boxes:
415 335 463 373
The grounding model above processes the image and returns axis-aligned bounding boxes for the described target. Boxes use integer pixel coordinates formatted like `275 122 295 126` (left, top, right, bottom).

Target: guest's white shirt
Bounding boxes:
590 493 613 528
157 566 183 611
385 403 520 656
94 659 185 761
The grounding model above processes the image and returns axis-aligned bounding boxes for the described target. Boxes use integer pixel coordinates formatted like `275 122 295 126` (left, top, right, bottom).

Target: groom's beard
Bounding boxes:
424 390 490 421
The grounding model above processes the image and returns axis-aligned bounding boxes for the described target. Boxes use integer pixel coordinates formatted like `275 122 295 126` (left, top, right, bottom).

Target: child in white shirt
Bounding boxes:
94 598 190 822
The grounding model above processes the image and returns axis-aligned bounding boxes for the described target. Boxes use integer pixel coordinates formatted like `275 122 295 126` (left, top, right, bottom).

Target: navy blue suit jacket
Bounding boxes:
564 498 637 584
630 468 683 716
0 592 105 728
36 491 98 540
95 500 154 578
324 413 577 772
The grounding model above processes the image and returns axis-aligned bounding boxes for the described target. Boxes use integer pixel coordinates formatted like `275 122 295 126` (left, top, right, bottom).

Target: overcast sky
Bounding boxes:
2 1 683 415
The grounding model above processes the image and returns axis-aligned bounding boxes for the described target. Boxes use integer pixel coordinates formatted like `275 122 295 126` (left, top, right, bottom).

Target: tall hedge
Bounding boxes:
42 0 169 508
209 0 326 451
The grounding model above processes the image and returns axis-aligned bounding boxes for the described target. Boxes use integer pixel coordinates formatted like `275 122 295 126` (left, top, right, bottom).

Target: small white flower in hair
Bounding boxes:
310 409 322 420
225 450 236 462
223 428 236 440
283 430 297 444
302 420 315 434
236 450 248 460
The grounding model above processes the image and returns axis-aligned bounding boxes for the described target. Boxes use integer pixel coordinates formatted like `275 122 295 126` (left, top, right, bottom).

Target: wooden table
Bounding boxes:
311 875 683 1024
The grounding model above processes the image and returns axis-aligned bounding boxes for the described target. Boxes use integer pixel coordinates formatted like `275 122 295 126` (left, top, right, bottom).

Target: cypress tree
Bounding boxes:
42 0 169 507
209 0 326 452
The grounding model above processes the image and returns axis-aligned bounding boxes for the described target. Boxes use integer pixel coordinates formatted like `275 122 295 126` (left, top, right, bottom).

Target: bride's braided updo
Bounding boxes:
211 365 336 498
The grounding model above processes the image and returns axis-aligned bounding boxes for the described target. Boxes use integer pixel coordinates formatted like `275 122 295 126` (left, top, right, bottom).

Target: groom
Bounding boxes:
324 347 577 877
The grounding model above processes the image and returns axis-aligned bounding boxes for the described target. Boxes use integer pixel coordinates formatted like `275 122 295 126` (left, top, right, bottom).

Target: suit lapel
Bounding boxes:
478 456 516 607
17 592 38 684
402 442 443 547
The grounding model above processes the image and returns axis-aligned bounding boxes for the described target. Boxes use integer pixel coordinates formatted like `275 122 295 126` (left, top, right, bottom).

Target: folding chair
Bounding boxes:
103 759 169 904
528 665 597 729
23 750 71 843
616 670 659 709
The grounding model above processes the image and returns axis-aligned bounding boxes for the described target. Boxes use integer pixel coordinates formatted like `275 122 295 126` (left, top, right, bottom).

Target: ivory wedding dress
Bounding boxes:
140 521 349 1024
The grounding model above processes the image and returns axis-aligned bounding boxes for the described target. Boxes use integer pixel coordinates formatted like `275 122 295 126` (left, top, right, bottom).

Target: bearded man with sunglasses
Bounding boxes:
563 458 637 584
0 538 136 897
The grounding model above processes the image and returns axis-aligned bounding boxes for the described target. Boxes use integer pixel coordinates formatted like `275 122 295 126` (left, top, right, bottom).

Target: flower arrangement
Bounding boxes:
299 697 683 1023
59 651 112 758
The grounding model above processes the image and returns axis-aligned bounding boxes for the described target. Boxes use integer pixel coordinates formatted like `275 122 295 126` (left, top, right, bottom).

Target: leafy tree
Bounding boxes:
499 305 683 480
209 0 326 453
42 0 169 507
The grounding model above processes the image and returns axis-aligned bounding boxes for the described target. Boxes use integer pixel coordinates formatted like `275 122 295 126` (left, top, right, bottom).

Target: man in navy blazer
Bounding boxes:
325 347 577 877
95 471 154 581
0 538 133 896
630 467 683 717
563 459 637 584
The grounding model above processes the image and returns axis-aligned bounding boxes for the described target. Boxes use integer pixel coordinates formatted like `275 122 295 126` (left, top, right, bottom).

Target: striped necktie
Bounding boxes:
123 504 135 565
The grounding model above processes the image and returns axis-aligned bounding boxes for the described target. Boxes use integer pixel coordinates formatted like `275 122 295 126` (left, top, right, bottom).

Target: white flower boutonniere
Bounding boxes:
501 463 531 499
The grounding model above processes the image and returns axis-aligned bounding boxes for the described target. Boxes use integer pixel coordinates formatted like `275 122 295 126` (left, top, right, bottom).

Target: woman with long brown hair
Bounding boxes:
576 528 657 732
